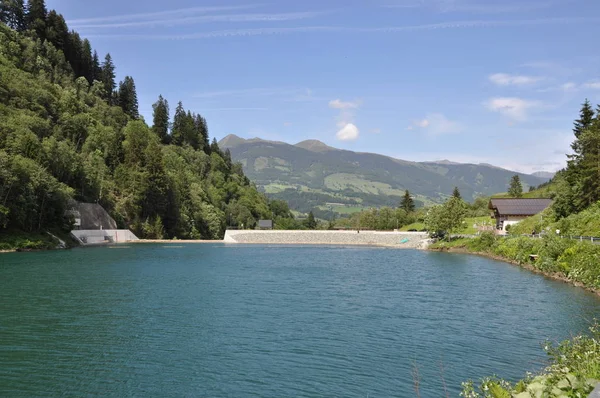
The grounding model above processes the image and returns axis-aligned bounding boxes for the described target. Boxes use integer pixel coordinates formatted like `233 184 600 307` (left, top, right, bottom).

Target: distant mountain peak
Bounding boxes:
219 134 247 147
531 171 555 180
428 159 461 165
295 140 336 152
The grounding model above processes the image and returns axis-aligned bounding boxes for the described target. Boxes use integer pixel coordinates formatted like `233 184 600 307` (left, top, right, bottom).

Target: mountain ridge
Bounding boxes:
219 134 554 176
219 134 551 218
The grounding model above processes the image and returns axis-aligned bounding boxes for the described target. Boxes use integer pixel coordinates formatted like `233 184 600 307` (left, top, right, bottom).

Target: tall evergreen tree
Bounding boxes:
26 0 47 39
100 53 116 103
305 211 317 229
569 99 595 165
81 39 93 83
66 31 82 77
210 138 222 156
91 50 101 82
117 76 139 119
576 120 600 208
194 114 209 153
1 0 26 31
400 190 415 213
508 175 523 198
183 110 199 149
45 10 67 51
452 186 462 200
171 101 186 146
152 95 170 144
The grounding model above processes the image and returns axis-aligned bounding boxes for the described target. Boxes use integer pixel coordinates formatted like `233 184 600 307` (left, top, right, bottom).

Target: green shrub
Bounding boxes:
462 322 600 398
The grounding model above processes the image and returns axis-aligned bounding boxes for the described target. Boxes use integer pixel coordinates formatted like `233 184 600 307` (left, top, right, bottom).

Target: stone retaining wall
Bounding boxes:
224 230 430 249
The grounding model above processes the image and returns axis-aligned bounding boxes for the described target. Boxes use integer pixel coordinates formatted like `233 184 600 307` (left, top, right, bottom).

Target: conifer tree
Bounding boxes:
171 101 186 146
100 53 116 103
66 31 82 76
305 211 317 229
569 99 595 166
400 190 415 213
45 10 67 50
91 50 101 82
194 114 209 153
81 39 93 83
576 120 600 208
452 186 462 200
26 0 47 39
118 76 139 119
508 175 523 198
1 0 26 31
210 138 222 156
184 110 199 149
152 95 170 144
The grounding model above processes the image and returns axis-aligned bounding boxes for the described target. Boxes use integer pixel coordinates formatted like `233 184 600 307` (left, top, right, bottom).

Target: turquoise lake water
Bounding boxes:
1 244 600 397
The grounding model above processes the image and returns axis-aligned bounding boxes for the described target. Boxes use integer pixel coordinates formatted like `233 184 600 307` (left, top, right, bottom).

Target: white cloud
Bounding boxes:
489 73 542 86
329 99 360 109
416 119 430 128
68 5 261 24
561 82 577 91
330 98 361 140
485 97 540 121
408 113 461 135
336 123 360 141
72 12 323 29
582 80 600 89
85 17 596 41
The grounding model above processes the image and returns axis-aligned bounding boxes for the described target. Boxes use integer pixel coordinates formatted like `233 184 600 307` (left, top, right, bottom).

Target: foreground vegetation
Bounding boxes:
461 322 600 397
0 2 300 242
432 233 600 291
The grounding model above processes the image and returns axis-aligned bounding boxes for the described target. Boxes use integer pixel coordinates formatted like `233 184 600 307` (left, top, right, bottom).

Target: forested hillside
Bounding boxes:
219 134 548 219
0 1 289 241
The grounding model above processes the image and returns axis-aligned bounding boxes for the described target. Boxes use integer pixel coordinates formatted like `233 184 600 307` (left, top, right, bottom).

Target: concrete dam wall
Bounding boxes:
223 230 431 249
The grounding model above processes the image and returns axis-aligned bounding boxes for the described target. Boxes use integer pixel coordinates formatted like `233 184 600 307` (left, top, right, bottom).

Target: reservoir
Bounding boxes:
1 244 599 397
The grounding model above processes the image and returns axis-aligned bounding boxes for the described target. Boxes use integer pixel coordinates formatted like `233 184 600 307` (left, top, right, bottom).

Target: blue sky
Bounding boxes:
47 0 600 173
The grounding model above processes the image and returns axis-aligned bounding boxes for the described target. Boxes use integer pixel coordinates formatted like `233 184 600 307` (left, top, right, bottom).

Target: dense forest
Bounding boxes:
0 0 296 240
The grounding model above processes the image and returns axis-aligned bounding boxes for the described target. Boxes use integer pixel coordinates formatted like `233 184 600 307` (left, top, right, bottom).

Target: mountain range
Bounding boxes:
219 135 553 217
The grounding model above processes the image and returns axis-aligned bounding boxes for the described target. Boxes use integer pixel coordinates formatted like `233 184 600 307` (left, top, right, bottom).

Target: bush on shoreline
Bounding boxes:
461 322 600 397
430 233 600 291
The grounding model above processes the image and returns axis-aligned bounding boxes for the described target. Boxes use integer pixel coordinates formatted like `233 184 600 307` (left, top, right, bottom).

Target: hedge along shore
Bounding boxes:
223 230 432 249
430 243 600 298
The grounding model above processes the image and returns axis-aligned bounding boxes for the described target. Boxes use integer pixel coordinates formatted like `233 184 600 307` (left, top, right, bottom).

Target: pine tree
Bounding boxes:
117 76 139 119
171 101 186 146
81 39 93 83
100 53 116 103
194 114 209 153
577 120 600 208
26 0 47 40
152 95 170 144
305 211 317 229
91 51 101 82
452 186 462 200
508 175 523 198
569 99 595 165
45 10 67 51
210 138 222 156
65 31 82 76
1 0 26 31
184 110 199 149
400 190 415 213
223 148 233 169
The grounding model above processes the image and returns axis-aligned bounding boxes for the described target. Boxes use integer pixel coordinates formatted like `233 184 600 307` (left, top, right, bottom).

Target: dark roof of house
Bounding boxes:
488 198 552 216
258 220 273 228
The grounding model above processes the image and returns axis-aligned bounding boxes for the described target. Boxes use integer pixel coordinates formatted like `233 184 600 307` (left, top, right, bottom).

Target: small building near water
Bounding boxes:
257 220 273 230
488 198 552 232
